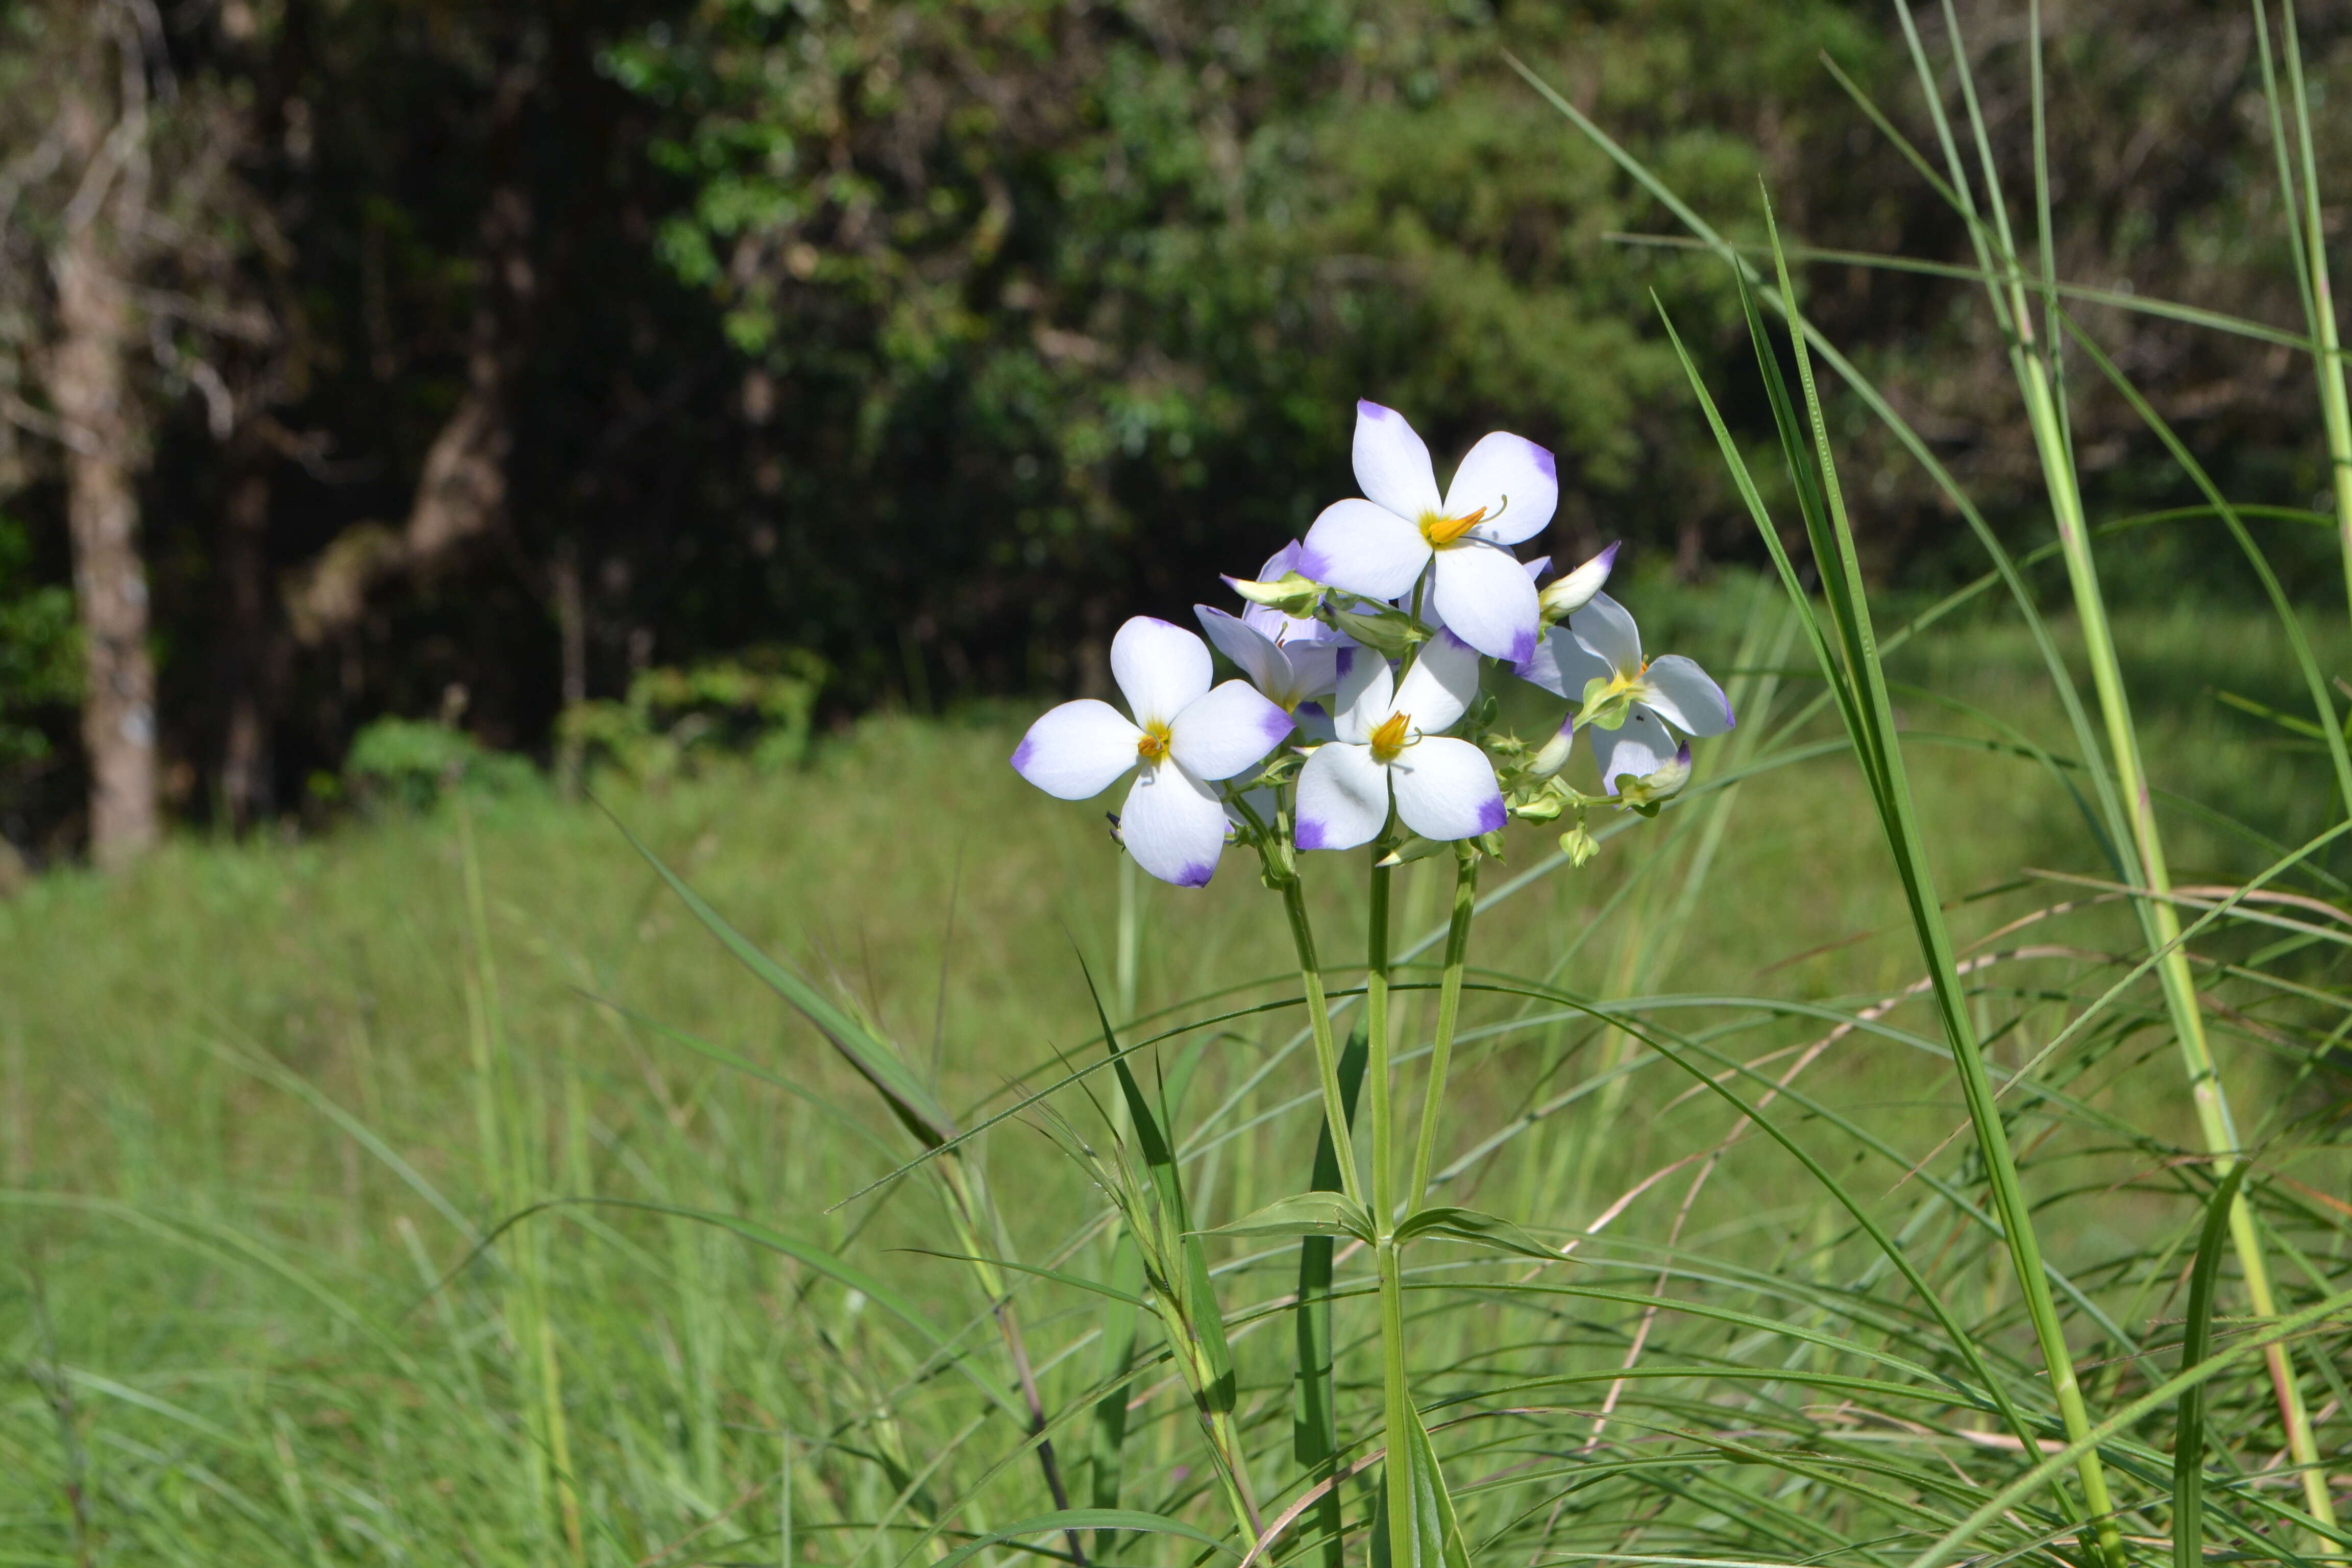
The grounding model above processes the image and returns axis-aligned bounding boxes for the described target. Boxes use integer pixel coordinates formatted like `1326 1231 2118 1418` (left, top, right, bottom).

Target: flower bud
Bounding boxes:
1537 541 1620 625
1558 821 1599 867
1222 570 1324 620
1610 743 1693 815
1524 716 1577 782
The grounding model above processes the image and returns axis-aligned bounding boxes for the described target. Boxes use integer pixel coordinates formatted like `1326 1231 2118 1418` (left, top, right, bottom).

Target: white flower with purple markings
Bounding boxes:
1296 401 1557 665
1194 543 1353 714
1012 617 1293 887
1294 632 1505 852
1518 591 1732 796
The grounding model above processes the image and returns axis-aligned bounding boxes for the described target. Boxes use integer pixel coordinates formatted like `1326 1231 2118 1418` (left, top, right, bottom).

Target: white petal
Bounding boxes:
1392 629 1481 736
1429 541 1541 664
1567 591 1641 675
1299 498 1430 600
1516 625 1611 700
1590 708 1674 796
1169 680 1293 780
1351 400 1441 520
1389 736 1505 842
1294 743 1389 852
1257 541 1308 581
1012 700 1142 800
1111 616 1212 728
1638 655 1735 738
1195 606 1289 698
1292 700 1339 744
1281 641 1344 704
1539 542 1619 619
1442 431 1557 546
1332 648 1394 744
1120 763 1230 888
1521 554 1551 581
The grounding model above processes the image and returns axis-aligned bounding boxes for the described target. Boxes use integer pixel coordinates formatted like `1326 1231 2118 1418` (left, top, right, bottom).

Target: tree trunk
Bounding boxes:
48 108 158 868
217 438 278 829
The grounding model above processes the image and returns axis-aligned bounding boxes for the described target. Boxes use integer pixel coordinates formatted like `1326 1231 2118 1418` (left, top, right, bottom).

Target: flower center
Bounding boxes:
1418 506 1488 548
1368 710 1412 763
1136 722 1172 762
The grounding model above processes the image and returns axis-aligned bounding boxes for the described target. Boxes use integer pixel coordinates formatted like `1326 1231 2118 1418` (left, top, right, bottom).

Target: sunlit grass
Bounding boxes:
3 586 2343 1564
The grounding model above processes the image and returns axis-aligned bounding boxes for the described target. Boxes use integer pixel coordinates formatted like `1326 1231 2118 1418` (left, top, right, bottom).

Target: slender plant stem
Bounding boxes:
1903 10 2323 1544
1280 872 1365 1211
1407 853 1478 1209
1363 852 1418 1556
1366 855 1394 1230
2278 0 2352 630
2010 267 2340 1545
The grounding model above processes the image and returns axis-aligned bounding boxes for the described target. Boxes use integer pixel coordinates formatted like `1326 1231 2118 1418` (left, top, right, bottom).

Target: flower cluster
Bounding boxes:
1012 401 1734 886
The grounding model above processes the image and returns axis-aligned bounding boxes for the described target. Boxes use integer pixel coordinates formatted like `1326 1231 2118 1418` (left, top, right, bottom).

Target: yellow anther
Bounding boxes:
1369 710 1412 763
1419 506 1488 547
1136 723 1171 762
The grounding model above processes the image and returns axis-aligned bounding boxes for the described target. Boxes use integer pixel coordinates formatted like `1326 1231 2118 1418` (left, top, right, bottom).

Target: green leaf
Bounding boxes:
1210 1191 1374 1244
2173 1164 2248 1568
1296 1023 1368 1568
932 1509 1240 1568
1393 1205 1562 1263
607 805 957 1150
1077 955 1238 1410
1369 1395 1469 1568
1089 1233 1146 1554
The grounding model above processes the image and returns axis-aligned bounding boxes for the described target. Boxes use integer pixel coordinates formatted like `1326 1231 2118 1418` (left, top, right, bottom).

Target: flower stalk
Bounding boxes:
1408 852 1478 1209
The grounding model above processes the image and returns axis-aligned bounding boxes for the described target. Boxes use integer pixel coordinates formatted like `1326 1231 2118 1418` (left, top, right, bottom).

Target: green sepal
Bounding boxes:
1328 603 1426 657
1578 675 1633 731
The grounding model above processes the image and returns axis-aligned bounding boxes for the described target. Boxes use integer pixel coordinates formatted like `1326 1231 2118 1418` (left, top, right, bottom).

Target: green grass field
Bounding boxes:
5 581 2346 1566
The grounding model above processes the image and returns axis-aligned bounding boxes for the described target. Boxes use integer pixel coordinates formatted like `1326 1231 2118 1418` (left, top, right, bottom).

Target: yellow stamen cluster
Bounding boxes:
1418 506 1488 547
1368 710 1412 763
1136 723 1171 762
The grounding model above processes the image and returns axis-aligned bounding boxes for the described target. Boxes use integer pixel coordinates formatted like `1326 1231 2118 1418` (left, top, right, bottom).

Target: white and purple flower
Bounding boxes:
1518 592 1732 796
1012 617 1293 887
1296 401 1557 665
1294 632 1505 852
1194 543 1353 714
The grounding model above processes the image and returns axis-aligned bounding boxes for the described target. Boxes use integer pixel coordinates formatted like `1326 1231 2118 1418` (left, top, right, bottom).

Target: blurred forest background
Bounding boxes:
0 0 2345 869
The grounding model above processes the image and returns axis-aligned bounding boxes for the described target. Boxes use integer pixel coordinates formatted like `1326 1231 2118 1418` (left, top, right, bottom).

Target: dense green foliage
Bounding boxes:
3 2 2350 857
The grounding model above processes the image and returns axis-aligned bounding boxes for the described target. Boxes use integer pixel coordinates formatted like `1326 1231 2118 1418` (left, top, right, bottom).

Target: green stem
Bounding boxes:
1951 304 2128 1568
1407 854 1478 1209
2281 0 2352 634
1280 872 1365 1211
1366 856 1394 1229
1364 851 1416 1557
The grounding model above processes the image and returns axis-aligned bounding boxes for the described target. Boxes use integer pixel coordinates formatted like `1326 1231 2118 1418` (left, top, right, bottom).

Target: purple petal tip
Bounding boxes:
1477 797 1508 834
1261 709 1295 744
1530 442 1557 481
1294 818 1329 851
1675 743 1693 766
1509 627 1538 665
1176 861 1216 888
1010 738 1036 774
1357 399 1395 421
1597 540 1622 568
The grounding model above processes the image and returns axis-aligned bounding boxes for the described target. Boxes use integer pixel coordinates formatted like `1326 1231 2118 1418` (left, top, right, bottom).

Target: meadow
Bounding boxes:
3 577 2346 1566
10 12 2352 1568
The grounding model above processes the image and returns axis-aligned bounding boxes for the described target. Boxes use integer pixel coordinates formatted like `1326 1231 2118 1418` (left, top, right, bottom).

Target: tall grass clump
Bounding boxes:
6 6 2351 1567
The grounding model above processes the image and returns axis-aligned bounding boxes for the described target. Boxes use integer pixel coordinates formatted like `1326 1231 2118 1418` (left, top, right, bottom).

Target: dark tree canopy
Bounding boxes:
0 0 2343 861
